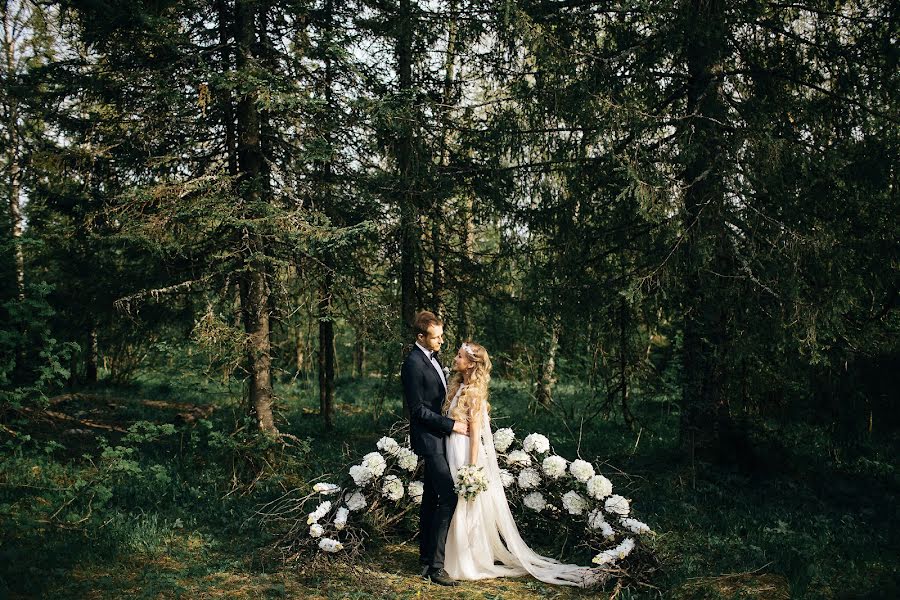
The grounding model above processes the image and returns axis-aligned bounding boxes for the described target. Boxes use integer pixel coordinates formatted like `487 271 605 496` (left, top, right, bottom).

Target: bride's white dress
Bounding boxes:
443 385 598 586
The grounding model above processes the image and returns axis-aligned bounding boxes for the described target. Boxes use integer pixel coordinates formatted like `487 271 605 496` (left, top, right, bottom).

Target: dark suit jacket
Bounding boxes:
402 346 454 456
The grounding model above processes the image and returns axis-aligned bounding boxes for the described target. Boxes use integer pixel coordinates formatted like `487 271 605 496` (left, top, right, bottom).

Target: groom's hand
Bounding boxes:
452 421 469 436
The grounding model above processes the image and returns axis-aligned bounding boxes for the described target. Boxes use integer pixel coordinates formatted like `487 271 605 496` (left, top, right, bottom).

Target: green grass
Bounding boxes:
1 371 897 599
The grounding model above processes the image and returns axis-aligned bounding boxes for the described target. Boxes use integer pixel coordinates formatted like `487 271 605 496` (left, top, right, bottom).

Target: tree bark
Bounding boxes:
318 266 335 429
3 1 24 302
535 320 559 406
397 0 419 330
235 0 277 435
85 323 98 384
677 0 731 458
316 0 337 429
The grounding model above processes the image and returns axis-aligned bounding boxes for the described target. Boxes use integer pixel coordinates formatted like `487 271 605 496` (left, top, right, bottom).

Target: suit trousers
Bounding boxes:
419 451 458 570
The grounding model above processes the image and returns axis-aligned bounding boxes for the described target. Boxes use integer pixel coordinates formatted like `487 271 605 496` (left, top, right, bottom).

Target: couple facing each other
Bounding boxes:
401 310 598 588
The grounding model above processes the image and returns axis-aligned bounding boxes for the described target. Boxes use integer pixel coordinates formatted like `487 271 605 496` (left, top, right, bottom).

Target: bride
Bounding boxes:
442 341 598 587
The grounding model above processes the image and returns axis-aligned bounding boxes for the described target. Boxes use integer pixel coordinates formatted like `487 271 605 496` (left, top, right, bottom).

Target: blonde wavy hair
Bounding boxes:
442 341 492 424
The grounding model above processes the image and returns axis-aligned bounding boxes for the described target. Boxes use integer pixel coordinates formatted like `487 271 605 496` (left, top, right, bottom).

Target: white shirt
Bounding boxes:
415 341 447 390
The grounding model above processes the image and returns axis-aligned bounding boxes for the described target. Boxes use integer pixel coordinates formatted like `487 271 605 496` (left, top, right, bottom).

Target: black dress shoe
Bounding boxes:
425 568 459 587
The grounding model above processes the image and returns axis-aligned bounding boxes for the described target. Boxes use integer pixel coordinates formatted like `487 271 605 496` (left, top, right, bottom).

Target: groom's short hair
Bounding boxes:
413 311 442 337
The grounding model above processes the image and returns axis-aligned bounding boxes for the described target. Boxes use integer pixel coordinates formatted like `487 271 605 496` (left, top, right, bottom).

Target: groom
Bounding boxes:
401 311 468 586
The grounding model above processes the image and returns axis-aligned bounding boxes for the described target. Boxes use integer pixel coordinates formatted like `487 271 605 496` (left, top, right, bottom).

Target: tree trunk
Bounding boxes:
313 0 337 429
535 320 559 406
3 3 24 302
397 0 418 330
318 268 335 429
85 323 98 384
235 0 277 435
677 0 731 459
355 337 365 377
430 0 457 319
457 194 474 340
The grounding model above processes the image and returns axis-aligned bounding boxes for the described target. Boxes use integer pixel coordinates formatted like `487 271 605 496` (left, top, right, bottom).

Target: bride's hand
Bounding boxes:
452 420 469 436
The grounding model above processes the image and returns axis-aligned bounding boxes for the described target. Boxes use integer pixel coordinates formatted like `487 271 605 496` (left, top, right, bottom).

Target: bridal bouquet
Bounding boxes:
454 464 488 501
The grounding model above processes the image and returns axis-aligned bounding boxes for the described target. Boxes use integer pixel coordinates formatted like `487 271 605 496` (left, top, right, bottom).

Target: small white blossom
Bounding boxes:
376 436 400 456
605 494 630 516
309 523 324 538
506 450 531 467
599 520 615 539
569 459 595 482
307 500 332 524
517 468 541 489
318 537 343 552
381 475 404 501
523 433 550 454
349 465 374 487
334 506 349 530
618 537 635 556
562 490 588 515
362 452 387 477
620 517 651 534
408 480 424 504
313 482 340 495
586 474 613 499
493 428 515 452
592 537 635 566
499 469 515 488
542 455 567 479
523 491 546 512
345 490 367 512
587 508 606 530
396 447 418 472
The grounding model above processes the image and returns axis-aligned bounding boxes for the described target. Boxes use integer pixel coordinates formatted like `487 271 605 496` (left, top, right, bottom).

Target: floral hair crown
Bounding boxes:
462 343 477 358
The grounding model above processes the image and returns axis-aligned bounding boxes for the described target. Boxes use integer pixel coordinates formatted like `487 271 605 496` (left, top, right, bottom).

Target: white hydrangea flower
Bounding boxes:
381 475 404 501
318 537 343 552
562 490 588 515
349 465 374 487
493 428 515 452
506 450 531 467
620 517 651 534
306 500 332 524
542 455 567 479
396 447 418 472
334 506 349 530
586 474 613 499
309 523 324 537
599 520 615 539
376 436 400 456
362 452 387 477
569 459 595 482
592 537 635 566
615 537 635 558
499 469 515 488
605 494 630 516
312 482 340 495
517 468 541 489
345 490 367 512
522 433 550 454
587 508 606 530
408 480 424 504
523 491 546 512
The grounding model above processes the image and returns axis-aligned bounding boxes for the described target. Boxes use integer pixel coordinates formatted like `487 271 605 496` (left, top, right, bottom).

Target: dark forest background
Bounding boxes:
1 0 897 598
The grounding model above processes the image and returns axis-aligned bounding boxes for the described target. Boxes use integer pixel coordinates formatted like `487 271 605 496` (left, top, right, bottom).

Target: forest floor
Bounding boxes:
1 371 897 599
